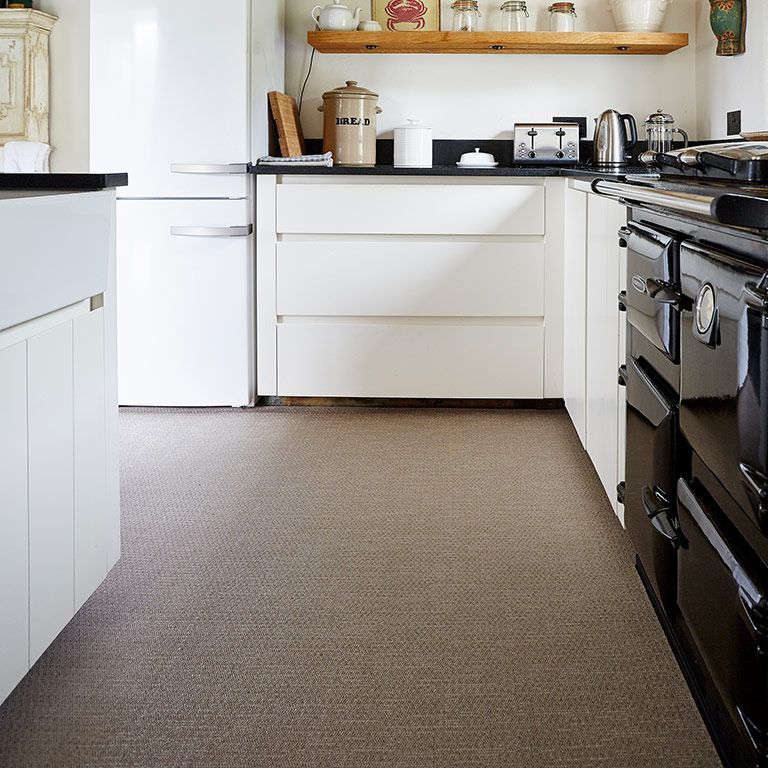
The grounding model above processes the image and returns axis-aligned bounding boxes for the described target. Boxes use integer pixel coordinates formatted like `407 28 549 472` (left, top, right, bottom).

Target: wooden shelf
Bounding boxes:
307 31 689 55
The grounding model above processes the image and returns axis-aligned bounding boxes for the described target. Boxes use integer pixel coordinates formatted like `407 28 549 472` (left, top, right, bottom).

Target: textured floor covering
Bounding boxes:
0 407 721 768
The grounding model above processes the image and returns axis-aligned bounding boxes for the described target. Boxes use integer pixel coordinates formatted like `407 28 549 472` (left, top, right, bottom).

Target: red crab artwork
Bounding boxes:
384 0 429 31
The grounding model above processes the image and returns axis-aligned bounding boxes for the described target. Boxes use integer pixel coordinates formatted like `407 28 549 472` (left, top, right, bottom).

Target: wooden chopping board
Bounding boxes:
268 91 307 157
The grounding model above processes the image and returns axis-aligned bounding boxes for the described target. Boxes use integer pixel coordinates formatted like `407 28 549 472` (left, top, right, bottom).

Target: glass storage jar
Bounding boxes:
548 2 577 31
452 0 482 31
500 1 529 31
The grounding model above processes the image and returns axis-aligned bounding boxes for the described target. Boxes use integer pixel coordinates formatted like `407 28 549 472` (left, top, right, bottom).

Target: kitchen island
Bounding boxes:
0 173 127 705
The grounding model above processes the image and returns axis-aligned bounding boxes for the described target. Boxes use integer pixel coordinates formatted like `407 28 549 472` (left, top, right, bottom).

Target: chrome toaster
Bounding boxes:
513 123 580 164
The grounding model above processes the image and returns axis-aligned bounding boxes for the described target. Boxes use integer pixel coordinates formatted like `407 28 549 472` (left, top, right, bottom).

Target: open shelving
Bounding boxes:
306 31 689 56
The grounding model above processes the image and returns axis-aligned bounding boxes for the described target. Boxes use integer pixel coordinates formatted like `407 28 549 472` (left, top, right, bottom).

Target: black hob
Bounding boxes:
642 141 768 183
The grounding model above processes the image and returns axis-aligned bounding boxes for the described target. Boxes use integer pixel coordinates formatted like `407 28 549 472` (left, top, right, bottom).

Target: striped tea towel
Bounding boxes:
257 152 333 167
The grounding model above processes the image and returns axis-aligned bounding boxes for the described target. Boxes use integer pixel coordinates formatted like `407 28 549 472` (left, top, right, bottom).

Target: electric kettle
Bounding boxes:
593 109 638 166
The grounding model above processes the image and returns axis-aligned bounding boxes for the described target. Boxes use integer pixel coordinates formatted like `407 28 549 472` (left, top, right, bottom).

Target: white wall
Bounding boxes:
695 3 768 140
37 0 91 172
286 0 698 141
253 0 286 157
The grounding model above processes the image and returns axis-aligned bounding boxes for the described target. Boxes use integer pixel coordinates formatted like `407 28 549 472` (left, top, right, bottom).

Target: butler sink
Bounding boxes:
0 191 112 332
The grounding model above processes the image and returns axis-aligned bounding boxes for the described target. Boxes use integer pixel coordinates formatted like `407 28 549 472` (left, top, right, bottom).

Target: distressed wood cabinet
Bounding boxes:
0 9 56 145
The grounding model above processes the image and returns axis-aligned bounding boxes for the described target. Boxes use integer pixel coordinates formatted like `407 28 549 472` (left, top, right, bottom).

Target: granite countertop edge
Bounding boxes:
0 172 129 191
250 164 652 179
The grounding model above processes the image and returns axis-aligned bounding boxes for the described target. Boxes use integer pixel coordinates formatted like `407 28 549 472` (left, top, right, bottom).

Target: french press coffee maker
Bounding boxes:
645 109 689 154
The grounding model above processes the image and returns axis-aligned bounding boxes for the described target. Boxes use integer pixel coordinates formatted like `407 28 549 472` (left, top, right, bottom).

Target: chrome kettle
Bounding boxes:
593 109 638 166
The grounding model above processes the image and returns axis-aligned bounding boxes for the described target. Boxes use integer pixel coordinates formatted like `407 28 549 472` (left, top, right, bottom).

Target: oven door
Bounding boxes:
623 221 682 363
677 475 768 763
625 343 681 615
680 242 768 542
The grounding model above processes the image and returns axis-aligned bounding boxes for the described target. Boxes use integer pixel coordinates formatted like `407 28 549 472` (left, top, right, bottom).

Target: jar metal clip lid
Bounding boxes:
501 1 529 14
548 2 577 15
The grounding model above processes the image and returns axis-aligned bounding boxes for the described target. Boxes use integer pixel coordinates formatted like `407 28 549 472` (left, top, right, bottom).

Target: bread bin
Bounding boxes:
394 119 433 168
318 81 382 167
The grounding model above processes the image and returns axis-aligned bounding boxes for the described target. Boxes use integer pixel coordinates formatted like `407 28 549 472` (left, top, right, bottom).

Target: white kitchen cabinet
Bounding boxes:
278 323 545 399
258 175 562 400
277 182 546 236
0 189 120 706
28 321 76 665
0 342 30 703
563 186 588 447
585 193 627 519
277 242 545 318
74 309 109 611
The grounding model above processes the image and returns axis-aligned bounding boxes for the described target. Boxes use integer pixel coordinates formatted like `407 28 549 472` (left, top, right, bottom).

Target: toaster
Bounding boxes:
513 123 580 164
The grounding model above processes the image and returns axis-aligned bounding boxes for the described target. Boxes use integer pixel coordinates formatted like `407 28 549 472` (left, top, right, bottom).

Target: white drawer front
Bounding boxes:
277 242 545 318
276 184 545 235
277 323 544 399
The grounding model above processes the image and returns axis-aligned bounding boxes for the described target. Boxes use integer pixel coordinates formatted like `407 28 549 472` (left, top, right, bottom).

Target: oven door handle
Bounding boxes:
642 486 685 548
645 278 682 307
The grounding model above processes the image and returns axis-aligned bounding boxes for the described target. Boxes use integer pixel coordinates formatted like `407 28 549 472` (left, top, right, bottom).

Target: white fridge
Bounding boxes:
90 0 285 406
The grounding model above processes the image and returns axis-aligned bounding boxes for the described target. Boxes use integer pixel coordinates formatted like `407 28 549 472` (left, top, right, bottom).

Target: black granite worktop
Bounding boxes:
252 136 659 179
251 162 654 179
0 173 128 191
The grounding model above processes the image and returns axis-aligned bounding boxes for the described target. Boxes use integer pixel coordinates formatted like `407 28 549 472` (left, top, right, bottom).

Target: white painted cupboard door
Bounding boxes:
28 322 75 665
74 309 109 611
277 184 546 236
90 0 250 198
278 324 545 399
277 242 546 318
116 199 252 406
0 342 29 702
586 196 625 515
563 187 588 448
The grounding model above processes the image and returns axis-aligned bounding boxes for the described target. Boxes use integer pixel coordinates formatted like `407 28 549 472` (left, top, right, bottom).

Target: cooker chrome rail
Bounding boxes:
592 178 768 231
592 179 714 217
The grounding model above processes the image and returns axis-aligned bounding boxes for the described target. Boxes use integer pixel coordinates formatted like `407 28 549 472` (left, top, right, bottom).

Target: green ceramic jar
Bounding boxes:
709 0 746 56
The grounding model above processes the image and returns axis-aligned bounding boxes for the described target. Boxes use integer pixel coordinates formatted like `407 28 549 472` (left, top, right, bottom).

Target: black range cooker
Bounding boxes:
594 143 768 768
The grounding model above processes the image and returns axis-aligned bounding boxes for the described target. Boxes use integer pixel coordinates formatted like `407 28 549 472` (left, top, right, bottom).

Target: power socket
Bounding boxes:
727 110 742 135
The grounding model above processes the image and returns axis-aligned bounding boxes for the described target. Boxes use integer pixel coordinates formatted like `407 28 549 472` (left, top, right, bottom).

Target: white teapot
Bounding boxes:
311 0 361 31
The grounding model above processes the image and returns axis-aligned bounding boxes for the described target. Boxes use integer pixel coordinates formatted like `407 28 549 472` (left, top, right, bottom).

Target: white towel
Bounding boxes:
257 152 333 167
1 141 52 173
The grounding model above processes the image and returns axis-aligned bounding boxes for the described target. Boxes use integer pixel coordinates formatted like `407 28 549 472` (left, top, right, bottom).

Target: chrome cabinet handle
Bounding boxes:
170 225 253 238
170 163 251 174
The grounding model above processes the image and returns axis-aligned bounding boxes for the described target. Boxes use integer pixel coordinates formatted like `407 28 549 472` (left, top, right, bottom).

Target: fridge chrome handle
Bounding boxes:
170 225 253 238
170 163 251 174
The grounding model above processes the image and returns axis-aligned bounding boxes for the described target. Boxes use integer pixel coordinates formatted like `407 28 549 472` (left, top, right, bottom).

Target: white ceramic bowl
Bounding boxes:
608 0 673 32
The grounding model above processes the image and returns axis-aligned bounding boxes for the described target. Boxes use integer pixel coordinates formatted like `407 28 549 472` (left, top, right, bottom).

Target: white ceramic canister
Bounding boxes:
608 0 673 32
318 81 382 167
394 119 433 168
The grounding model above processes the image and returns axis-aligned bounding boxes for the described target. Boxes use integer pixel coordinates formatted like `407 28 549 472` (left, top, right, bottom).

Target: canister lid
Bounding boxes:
322 80 379 100
501 1 528 10
395 118 432 131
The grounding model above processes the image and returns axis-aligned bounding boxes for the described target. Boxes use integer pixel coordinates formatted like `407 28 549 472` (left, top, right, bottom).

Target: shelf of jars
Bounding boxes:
306 31 689 56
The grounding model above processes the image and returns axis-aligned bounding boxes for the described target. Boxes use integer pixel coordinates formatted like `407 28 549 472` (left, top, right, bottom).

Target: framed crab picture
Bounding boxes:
372 0 441 31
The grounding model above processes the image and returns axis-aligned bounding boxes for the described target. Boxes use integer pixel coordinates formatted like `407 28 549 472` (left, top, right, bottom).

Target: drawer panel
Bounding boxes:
276 183 545 235
277 242 545 317
277 323 544 398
